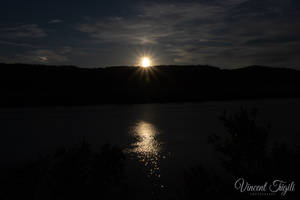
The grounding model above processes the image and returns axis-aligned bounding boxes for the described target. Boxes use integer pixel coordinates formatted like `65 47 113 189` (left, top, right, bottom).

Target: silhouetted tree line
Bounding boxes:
1 63 300 107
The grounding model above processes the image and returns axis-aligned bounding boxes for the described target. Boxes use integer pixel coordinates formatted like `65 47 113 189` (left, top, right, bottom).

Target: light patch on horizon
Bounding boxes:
39 56 48 62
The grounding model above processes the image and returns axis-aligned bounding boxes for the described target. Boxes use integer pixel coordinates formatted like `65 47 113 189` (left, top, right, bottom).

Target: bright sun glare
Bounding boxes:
141 57 151 68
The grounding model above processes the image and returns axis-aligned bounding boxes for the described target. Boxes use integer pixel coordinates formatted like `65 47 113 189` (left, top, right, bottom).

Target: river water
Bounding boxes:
1 99 299 198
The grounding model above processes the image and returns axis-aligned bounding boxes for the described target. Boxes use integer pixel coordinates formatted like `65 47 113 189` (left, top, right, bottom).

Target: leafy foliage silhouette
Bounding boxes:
182 108 300 199
211 108 269 178
0 142 128 200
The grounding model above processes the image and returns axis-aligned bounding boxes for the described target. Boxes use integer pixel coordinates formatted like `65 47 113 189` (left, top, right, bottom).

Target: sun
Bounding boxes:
141 57 151 68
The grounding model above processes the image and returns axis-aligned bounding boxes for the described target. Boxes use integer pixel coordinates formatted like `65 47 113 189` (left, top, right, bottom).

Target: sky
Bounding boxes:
0 0 300 68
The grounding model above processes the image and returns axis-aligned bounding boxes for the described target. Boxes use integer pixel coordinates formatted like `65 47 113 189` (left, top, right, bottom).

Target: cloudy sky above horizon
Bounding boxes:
0 0 300 68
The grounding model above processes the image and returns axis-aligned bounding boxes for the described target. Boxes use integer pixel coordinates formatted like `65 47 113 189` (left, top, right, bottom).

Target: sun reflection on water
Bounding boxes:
128 121 163 182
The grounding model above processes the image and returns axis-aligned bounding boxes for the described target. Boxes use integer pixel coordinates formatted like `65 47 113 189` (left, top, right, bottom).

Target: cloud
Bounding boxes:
76 16 171 45
30 48 70 63
49 19 63 24
228 0 297 20
88 1 298 66
0 24 47 39
72 2 238 66
1 48 71 64
75 2 228 59
2 0 297 68
0 40 34 48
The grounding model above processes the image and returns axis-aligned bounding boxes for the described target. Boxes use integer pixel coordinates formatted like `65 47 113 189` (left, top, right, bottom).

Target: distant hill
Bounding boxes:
0 63 300 107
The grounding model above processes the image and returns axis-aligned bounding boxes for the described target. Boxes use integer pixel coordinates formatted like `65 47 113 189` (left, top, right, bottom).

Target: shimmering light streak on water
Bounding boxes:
128 121 164 187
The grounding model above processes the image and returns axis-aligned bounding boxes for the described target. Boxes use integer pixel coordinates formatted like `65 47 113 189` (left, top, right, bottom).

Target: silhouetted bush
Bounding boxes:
210 107 270 179
0 142 128 200
182 108 300 199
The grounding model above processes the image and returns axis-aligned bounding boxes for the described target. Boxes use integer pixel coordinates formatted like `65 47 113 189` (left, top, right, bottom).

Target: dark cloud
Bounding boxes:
76 2 227 64
48 19 63 24
0 47 71 64
0 40 34 48
72 1 300 67
0 24 47 39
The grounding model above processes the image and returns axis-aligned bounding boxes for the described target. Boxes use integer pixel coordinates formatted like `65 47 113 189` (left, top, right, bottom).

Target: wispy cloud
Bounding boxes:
49 19 63 24
1 0 299 67
74 0 300 67
0 40 34 48
0 24 47 39
0 48 71 64
76 3 226 45
75 2 229 65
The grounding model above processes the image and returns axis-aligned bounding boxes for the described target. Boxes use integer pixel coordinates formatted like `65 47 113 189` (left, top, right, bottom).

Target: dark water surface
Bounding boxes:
1 99 299 198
